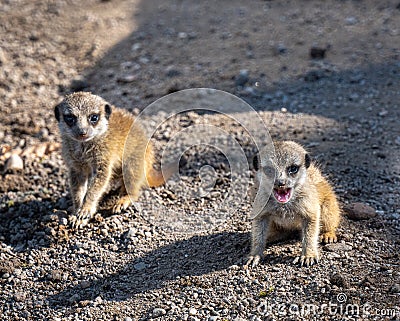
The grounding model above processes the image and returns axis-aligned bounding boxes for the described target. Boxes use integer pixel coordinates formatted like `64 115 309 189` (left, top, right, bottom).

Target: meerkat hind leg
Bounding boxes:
320 231 337 244
112 185 134 214
112 172 145 214
320 200 340 244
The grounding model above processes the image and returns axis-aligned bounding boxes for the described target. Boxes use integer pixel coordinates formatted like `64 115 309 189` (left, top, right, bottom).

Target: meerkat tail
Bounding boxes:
145 165 175 187
144 145 176 187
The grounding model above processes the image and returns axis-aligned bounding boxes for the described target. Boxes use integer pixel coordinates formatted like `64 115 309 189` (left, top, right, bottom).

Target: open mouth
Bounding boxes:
76 136 90 142
273 188 292 204
75 134 93 142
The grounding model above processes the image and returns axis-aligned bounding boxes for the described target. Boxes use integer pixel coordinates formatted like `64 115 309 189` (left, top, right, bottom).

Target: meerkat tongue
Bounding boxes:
273 188 292 203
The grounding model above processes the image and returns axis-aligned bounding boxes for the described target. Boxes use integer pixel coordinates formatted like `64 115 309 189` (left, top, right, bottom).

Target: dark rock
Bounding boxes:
47 269 63 282
310 47 326 59
330 273 348 288
343 202 376 220
70 79 89 92
304 70 326 82
389 284 400 293
29 34 39 42
165 68 181 78
273 43 287 55
166 84 181 94
235 69 249 87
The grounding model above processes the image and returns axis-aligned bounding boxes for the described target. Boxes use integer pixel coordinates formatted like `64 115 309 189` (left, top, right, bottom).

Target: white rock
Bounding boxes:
153 308 167 316
4 154 23 172
189 307 197 315
178 32 188 39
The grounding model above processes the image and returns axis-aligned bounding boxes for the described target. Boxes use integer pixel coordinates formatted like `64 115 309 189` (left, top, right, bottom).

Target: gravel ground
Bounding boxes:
0 1 399 320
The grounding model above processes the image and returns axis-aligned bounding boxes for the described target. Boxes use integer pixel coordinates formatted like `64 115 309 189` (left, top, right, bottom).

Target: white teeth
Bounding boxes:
273 188 292 203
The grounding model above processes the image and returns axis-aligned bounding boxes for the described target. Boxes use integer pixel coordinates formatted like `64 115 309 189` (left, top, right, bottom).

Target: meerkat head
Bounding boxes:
54 92 112 142
254 141 311 204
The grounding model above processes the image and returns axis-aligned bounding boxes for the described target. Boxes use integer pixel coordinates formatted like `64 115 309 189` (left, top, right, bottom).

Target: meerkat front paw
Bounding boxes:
244 255 262 268
71 207 96 228
321 231 337 243
294 253 319 267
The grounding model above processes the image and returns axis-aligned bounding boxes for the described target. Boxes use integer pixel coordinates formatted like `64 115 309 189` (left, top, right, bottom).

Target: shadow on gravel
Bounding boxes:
0 198 64 251
47 231 250 307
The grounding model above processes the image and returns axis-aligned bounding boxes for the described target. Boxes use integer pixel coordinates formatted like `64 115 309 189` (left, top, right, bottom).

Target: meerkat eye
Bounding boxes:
287 165 300 175
89 114 100 125
63 114 76 127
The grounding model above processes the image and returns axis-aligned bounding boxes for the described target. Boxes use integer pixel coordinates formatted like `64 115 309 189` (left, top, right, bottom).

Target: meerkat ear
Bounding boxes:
104 104 112 120
54 104 61 122
252 154 260 171
305 153 311 169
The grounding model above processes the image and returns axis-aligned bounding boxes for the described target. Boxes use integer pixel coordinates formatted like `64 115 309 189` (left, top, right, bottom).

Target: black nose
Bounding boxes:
276 179 285 188
79 130 88 137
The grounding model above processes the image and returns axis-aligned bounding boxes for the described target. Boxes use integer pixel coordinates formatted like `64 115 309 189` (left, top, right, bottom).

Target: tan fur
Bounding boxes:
246 141 340 267
55 92 171 228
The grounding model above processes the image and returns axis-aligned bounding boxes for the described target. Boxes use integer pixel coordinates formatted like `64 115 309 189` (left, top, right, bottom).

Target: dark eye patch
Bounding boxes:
287 164 300 175
89 113 100 125
63 114 76 127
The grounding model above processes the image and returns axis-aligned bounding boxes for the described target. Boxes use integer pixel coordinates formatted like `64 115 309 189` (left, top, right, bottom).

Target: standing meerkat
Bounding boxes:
246 141 340 267
55 92 172 228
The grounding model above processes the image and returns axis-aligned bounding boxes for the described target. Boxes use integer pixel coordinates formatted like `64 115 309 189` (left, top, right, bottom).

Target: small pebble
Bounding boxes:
189 307 197 316
310 46 326 59
4 154 24 172
235 69 249 87
117 75 137 83
134 262 146 271
153 308 167 316
345 16 358 25
389 284 400 293
80 280 91 289
60 217 68 226
324 242 352 252
330 273 348 288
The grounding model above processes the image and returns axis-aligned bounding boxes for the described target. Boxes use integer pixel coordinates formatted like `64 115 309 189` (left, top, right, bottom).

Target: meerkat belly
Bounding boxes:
270 206 303 231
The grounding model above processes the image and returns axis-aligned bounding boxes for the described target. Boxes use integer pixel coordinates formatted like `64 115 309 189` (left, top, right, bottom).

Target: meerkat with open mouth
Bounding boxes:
246 141 340 267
